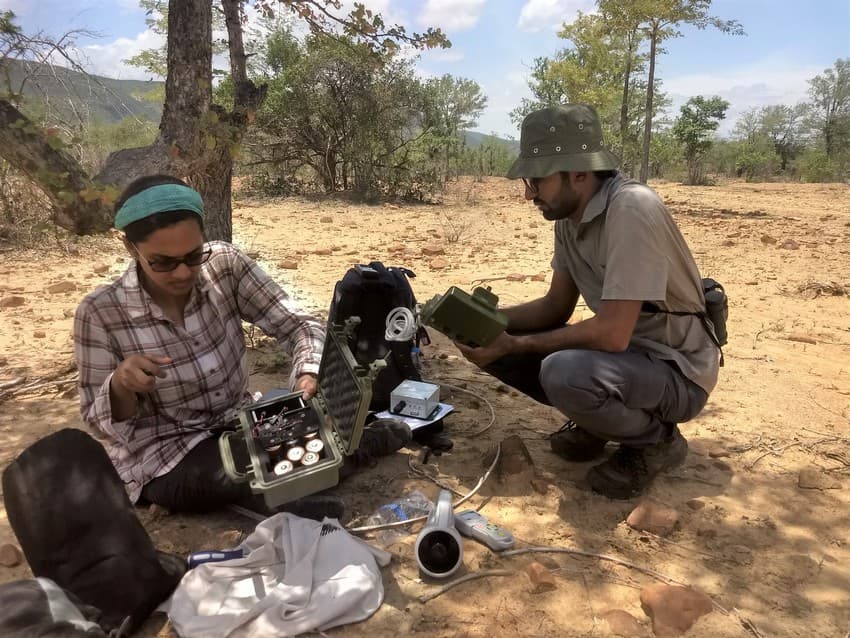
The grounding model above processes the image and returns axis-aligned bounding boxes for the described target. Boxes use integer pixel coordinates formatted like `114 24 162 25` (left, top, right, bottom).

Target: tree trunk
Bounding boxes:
619 30 635 176
639 26 658 184
0 99 111 233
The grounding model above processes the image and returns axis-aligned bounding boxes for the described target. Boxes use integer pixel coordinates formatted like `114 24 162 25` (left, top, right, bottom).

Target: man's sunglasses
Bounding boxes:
134 245 213 273
521 177 541 192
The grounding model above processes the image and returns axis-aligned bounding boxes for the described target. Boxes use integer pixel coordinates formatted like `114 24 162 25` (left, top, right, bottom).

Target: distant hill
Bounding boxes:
2 59 163 124
463 130 519 153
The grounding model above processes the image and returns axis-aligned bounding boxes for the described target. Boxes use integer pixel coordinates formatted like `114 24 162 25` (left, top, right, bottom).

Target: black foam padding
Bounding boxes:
317 331 364 447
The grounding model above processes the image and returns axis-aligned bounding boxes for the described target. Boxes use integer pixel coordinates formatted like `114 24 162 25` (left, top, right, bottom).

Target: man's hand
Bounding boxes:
455 331 516 368
112 354 173 395
294 373 318 400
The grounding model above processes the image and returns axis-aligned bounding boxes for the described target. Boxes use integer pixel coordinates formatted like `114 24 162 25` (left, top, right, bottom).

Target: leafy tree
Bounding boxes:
672 95 728 184
806 58 850 161
623 0 743 183
421 74 487 180
0 2 449 239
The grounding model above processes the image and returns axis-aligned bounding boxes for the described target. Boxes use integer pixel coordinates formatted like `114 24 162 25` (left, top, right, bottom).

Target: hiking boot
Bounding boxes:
340 418 412 480
549 420 607 462
586 426 688 499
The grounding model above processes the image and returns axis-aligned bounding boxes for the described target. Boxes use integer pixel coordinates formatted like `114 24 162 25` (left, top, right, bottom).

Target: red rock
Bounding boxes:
429 258 448 270
319 215 333 223
33 330 46 338
278 260 298 270
93 264 110 275
421 244 445 256
686 499 706 510
531 273 546 282
0 543 22 568
626 499 679 536
779 239 799 250
0 296 26 308
313 248 332 256
760 234 777 244
506 273 526 281
640 584 713 637
525 561 557 592
601 609 644 637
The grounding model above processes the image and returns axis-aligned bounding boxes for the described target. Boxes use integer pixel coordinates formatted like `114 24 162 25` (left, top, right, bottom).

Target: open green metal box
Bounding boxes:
219 319 385 508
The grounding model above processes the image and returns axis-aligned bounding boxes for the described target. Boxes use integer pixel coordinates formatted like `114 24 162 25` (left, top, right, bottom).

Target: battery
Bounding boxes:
273 460 294 476
305 439 324 454
301 451 320 466
286 446 305 463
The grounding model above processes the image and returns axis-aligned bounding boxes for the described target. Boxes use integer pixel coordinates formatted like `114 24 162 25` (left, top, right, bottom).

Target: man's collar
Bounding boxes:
578 172 621 225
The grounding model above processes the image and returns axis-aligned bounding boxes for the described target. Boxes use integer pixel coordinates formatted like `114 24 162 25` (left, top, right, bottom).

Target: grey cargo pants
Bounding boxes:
485 348 708 446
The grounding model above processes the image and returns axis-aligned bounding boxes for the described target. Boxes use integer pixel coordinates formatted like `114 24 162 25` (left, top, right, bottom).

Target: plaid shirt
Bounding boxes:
73 241 325 503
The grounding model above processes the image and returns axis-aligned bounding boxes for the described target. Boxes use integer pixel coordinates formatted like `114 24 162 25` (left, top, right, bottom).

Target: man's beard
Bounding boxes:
535 196 579 221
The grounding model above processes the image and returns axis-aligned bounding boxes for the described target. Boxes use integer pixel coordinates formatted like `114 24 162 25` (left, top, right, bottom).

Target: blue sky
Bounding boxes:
3 0 848 137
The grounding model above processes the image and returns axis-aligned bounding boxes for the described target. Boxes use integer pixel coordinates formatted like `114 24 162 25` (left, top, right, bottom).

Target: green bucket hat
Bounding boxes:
506 104 619 179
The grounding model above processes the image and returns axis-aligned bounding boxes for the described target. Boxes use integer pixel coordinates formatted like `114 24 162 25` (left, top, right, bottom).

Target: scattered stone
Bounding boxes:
640 584 713 637
0 543 23 568
798 467 841 490
780 239 799 250
525 232 538 239
696 526 717 539
93 264 110 275
708 447 730 458
686 499 706 510
319 215 333 223
278 260 298 270
626 499 679 537
33 330 46 338
494 383 510 394
712 460 731 471
313 248 332 256
388 244 405 252
247 251 260 259
429 257 448 270
601 609 644 637
218 530 243 548
0 356 6 366
531 273 546 282
63 309 75 318
721 240 735 247
760 234 777 245
421 244 445 256
745 280 758 285
525 561 557 592
0 296 26 308
506 273 526 281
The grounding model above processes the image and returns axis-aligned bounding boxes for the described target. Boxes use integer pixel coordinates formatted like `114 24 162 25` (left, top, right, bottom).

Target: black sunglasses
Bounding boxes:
134 245 213 273
521 177 541 192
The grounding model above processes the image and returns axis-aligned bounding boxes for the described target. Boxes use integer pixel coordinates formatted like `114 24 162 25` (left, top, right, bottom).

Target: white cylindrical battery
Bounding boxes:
301 451 320 466
273 460 294 476
286 446 305 463
305 439 324 454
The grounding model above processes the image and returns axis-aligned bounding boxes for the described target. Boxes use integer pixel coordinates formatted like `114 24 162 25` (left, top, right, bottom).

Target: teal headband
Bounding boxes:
114 184 205 230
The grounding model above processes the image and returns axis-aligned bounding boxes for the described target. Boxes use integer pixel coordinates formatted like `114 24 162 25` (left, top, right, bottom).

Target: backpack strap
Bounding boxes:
641 301 724 367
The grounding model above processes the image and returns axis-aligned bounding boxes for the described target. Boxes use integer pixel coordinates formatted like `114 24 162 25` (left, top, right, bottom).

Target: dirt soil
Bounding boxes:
1 177 849 637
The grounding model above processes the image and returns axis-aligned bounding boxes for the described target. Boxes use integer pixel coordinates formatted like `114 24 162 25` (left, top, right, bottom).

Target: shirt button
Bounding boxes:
215 392 221 397
194 340 200 346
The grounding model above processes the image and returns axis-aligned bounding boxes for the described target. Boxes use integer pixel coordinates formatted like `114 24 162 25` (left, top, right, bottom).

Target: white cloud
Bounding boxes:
74 29 166 80
420 48 466 63
473 67 529 138
663 58 821 135
418 0 487 33
517 0 594 33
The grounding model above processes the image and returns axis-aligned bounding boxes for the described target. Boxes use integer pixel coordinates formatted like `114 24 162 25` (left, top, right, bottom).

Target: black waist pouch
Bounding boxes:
2 428 185 633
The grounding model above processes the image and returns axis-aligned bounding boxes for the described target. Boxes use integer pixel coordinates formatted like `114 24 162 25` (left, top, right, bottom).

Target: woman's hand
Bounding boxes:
294 373 319 400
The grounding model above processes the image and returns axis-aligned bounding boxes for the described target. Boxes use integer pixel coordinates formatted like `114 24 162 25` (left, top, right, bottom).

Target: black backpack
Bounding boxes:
2 429 185 634
328 262 427 411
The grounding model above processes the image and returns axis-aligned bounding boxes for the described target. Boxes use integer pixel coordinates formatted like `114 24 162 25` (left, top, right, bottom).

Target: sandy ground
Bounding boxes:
1 176 849 637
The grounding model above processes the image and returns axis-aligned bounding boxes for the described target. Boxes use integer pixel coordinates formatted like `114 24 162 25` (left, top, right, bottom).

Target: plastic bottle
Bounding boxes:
364 490 434 546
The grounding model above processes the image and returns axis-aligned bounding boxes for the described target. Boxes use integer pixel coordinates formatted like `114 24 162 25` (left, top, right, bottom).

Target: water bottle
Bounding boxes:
411 345 421 370
365 490 433 546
